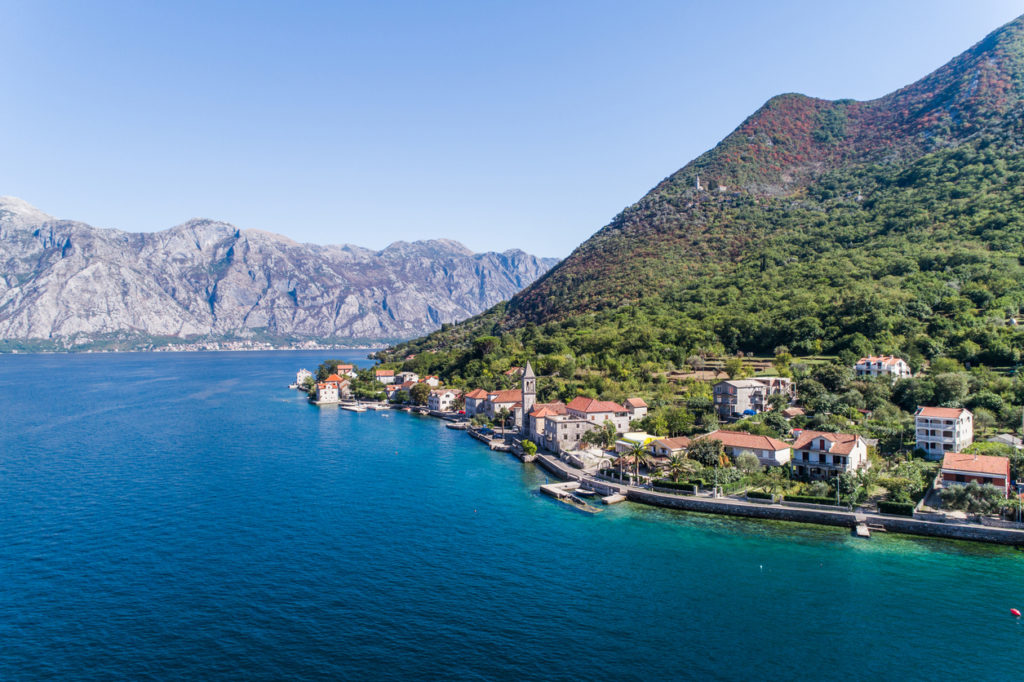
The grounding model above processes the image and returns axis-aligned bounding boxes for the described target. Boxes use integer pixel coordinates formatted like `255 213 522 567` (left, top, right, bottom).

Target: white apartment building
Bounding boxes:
855 355 912 381
915 406 973 460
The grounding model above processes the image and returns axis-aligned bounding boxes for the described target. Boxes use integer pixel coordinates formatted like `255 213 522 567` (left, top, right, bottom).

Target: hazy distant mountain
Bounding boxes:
0 197 558 348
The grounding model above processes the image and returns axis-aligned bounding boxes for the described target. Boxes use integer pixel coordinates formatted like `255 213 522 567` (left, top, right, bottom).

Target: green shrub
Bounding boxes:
783 494 838 506
654 479 698 494
877 500 915 516
746 490 774 500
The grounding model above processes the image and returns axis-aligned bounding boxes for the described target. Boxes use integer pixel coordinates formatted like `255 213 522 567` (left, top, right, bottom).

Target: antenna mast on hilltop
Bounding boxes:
695 175 702 192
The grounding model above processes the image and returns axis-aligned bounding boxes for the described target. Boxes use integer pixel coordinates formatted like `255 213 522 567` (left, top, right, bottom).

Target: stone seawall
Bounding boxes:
628 489 855 529
525 446 1024 546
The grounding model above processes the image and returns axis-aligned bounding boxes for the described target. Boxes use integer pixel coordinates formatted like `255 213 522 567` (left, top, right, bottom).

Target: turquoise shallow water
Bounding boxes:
2 351 1023 680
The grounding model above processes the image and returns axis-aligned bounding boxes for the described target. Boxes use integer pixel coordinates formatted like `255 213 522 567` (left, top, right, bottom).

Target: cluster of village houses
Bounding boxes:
299 354 1017 499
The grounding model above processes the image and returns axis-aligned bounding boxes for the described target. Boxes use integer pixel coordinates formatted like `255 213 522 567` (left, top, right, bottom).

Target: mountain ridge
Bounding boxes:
0 197 559 349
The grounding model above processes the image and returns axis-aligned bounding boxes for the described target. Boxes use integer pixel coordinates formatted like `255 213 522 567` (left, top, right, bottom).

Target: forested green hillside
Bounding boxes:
375 15 1024 444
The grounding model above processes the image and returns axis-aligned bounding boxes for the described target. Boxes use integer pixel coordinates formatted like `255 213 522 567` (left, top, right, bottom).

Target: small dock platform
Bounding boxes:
602 493 627 505
540 482 602 513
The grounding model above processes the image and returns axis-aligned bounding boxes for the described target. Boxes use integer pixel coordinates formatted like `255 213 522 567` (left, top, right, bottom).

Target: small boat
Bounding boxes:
342 404 367 412
575 488 597 497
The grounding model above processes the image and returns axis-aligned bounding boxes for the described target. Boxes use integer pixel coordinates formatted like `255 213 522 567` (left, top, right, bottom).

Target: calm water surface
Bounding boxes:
1 352 1022 680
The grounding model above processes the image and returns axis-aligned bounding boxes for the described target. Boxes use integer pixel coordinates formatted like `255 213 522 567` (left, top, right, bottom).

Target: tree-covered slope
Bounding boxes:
386 14 1024 372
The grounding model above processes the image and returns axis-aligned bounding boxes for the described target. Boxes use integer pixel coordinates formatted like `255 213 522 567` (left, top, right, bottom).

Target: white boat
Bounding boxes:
341 404 367 412
365 403 389 410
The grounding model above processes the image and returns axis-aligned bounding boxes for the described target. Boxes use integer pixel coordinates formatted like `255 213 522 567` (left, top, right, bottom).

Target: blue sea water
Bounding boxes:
1 351 1022 680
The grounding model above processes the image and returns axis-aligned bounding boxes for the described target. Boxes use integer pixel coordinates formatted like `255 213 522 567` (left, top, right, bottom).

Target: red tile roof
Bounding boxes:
941 452 1010 478
566 396 626 414
375 369 395 376
503 367 524 376
465 388 489 400
488 389 523 404
857 355 906 366
325 374 345 383
917 407 969 419
792 431 862 455
529 402 567 418
336 364 354 370
702 430 791 452
653 436 691 451
625 398 648 408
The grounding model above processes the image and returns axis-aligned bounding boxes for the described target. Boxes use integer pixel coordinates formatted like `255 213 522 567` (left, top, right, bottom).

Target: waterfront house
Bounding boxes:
526 402 567 446
315 382 340 404
323 374 352 399
423 375 440 387
464 388 490 417
375 369 396 385
854 355 911 382
484 388 523 426
296 368 313 385
427 389 462 412
712 377 794 420
335 364 358 378
614 432 659 455
940 452 1010 497
650 436 691 457
624 398 648 422
791 431 868 479
397 371 420 384
543 413 599 454
565 396 631 434
700 430 792 467
915 407 973 460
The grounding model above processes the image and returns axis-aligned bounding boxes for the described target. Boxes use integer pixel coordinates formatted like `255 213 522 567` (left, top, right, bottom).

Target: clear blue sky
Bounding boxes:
1 1 1021 257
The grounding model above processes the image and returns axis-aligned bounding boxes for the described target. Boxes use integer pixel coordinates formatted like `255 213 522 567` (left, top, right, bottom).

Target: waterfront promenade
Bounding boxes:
531 451 1024 546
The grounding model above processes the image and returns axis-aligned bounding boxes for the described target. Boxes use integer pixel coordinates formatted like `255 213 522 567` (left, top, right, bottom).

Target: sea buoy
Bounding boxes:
1011 608 1020 617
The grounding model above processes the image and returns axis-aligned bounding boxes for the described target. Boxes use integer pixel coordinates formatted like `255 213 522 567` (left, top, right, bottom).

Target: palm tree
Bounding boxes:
495 407 511 433
629 441 653 484
667 454 689 482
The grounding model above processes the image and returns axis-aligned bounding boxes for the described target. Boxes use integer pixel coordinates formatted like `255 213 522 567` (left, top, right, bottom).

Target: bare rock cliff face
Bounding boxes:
0 197 558 343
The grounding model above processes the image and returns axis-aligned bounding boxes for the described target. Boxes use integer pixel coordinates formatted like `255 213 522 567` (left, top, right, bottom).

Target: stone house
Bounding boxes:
712 377 794 420
625 398 648 422
463 389 489 417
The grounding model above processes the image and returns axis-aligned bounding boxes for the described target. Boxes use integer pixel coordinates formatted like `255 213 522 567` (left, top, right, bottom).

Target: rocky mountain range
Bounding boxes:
0 196 558 349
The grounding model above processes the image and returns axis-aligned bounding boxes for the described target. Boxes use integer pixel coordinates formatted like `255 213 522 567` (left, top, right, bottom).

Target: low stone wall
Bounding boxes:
627 489 855 529
526 441 1024 546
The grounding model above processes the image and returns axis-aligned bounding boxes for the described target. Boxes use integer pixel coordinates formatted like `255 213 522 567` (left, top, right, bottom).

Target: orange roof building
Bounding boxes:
700 430 792 467
941 452 1010 497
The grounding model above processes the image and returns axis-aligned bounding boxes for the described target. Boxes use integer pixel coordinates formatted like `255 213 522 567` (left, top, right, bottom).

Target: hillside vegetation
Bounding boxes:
375 15 1024 449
